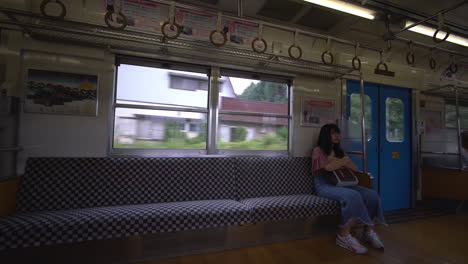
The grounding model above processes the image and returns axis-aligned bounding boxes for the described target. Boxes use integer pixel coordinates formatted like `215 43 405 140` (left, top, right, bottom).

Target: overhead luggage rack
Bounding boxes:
0 8 357 80
422 84 468 105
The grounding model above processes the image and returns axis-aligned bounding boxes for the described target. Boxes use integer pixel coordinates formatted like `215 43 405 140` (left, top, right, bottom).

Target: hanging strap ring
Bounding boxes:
406 52 415 65
210 30 227 47
449 62 458 74
210 12 227 47
40 0 66 19
161 21 181 39
429 57 436 70
105 10 128 30
433 26 450 43
288 45 302 59
375 62 388 72
406 41 415 65
321 51 334 65
252 38 267 53
352 56 361 71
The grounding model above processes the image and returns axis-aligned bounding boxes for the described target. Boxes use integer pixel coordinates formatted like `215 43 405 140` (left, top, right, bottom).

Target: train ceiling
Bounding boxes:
177 0 468 55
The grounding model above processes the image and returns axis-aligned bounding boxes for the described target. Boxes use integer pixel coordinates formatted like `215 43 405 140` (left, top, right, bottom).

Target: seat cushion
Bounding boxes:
0 200 251 250
17 157 237 213
241 195 340 222
236 157 315 199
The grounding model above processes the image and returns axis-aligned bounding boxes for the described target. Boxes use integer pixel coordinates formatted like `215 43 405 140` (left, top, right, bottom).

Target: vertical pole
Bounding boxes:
360 73 368 173
238 0 243 18
207 67 220 155
455 88 463 171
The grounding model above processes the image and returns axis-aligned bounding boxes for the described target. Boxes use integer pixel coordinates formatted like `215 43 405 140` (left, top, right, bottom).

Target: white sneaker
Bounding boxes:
336 234 368 254
362 229 385 249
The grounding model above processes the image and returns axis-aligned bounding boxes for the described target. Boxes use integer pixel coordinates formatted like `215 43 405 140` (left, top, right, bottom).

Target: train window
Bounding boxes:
445 104 468 129
386 98 404 142
113 64 208 150
111 58 291 155
350 94 372 141
218 74 289 150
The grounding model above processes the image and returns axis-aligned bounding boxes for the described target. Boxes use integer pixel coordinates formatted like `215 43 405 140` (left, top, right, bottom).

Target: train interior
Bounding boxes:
0 0 467 263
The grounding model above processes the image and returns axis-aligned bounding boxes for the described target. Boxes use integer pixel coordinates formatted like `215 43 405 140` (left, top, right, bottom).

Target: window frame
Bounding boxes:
109 56 292 157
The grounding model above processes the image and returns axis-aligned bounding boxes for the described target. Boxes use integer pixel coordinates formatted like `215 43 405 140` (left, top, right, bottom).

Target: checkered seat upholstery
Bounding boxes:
0 200 250 250
16 157 238 213
0 157 250 250
241 195 340 222
236 157 340 222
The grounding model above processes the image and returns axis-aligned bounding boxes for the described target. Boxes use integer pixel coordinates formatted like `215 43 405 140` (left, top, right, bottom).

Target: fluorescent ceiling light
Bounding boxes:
405 21 468 47
303 0 376 20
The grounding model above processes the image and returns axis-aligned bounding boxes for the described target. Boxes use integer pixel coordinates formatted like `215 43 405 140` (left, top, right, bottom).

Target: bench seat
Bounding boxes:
0 156 341 252
0 199 251 250
241 194 339 223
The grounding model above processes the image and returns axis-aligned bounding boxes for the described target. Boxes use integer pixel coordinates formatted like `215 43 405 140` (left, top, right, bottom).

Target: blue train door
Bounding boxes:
379 86 411 211
345 80 412 211
344 81 379 193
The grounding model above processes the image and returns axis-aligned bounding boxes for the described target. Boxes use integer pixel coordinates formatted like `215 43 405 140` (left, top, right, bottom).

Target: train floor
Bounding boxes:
136 214 468 264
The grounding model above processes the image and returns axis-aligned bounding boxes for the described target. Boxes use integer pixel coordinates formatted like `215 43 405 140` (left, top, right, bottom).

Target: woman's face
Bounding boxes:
331 130 341 144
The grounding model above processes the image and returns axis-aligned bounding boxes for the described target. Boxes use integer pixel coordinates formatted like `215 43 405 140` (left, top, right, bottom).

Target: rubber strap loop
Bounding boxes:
40 0 66 19
210 12 227 47
288 45 302 59
406 41 415 65
433 14 450 43
449 55 458 74
321 51 334 64
352 43 361 71
252 38 267 53
161 2 181 39
375 51 388 71
288 30 302 59
320 37 334 64
252 23 267 53
429 57 437 70
104 0 127 30
429 48 436 70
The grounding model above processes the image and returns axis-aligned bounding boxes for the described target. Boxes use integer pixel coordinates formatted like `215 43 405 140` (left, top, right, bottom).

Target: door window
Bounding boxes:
350 93 372 141
386 98 404 142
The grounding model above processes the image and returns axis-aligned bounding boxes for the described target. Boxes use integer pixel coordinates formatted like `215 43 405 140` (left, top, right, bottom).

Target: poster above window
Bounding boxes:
24 69 98 116
300 97 335 127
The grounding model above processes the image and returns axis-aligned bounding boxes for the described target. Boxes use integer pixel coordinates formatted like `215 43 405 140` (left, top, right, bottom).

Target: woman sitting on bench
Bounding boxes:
312 124 386 254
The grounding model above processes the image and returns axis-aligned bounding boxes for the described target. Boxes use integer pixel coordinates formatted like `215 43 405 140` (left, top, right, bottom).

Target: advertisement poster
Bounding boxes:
227 20 259 47
174 8 259 47
175 9 218 38
104 0 165 31
103 2 259 47
301 97 336 127
25 69 98 116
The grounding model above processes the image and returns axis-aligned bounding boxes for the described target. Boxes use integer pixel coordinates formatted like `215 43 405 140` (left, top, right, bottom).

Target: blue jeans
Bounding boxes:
315 175 387 227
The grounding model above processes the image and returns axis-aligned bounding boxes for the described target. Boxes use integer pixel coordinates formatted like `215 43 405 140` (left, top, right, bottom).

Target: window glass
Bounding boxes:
218 76 289 150
116 64 208 109
114 108 207 149
350 94 372 141
445 104 468 129
218 116 288 150
386 98 404 142
112 60 291 153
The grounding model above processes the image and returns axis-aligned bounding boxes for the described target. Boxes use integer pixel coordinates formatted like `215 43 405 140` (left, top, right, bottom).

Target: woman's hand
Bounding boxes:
326 156 348 171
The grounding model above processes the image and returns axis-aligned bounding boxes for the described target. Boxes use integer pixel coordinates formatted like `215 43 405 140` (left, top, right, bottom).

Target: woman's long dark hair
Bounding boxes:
316 124 345 158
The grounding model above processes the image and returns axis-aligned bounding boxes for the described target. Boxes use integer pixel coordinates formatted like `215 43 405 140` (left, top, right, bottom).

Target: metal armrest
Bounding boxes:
354 171 374 189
